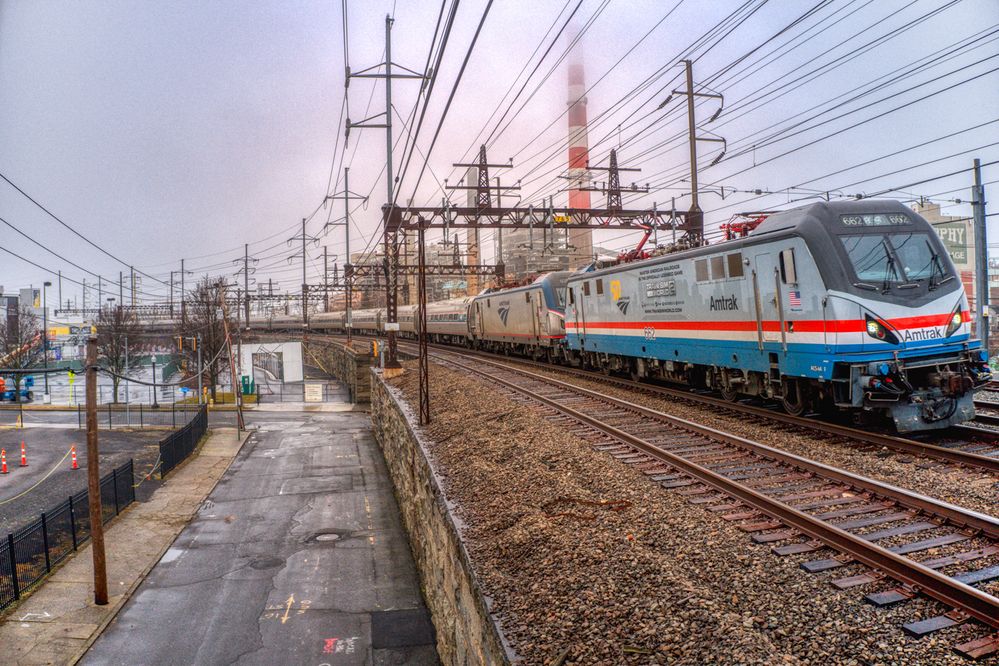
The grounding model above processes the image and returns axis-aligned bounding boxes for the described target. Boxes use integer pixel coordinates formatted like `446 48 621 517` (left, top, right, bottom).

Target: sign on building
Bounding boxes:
935 221 971 267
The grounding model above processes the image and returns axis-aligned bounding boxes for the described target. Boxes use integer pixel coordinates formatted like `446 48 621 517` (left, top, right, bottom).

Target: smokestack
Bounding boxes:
567 57 593 267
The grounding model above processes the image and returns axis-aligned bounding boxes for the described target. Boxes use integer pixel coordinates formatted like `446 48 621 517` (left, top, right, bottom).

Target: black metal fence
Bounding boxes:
158 405 208 477
0 459 135 612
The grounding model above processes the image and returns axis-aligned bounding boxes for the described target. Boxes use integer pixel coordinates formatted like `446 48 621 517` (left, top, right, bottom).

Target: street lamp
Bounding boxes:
42 281 52 396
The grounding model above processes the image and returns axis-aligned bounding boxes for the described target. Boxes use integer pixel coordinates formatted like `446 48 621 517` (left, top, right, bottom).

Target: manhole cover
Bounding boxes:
315 533 340 542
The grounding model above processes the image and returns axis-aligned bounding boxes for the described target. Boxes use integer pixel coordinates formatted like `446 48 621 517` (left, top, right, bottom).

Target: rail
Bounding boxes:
428 347 999 656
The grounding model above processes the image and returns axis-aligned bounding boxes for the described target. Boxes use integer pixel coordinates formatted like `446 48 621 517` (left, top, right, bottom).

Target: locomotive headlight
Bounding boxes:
945 310 963 337
864 315 898 344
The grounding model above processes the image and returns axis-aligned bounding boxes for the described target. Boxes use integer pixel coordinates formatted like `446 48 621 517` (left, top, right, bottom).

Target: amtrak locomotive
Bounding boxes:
293 200 989 432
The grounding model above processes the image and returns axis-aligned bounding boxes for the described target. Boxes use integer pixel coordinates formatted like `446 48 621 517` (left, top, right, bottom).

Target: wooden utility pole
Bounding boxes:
85 338 109 605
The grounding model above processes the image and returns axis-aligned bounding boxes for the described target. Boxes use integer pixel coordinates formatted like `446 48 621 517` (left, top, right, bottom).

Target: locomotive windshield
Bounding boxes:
839 231 954 291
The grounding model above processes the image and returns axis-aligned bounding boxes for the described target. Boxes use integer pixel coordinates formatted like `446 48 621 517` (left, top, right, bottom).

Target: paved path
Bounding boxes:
82 412 438 665
0 428 246 665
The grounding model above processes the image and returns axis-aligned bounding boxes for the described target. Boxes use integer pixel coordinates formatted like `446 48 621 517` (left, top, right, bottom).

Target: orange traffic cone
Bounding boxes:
1 449 6 474
19 440 27 467
71 446 79 470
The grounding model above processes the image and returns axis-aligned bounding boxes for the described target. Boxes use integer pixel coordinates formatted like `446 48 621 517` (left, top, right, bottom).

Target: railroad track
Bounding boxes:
406 340 999 474
296 330 999 472
972 401 999 429
421 346 999 659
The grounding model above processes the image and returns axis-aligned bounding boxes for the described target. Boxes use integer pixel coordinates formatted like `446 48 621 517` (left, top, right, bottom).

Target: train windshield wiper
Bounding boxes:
924 240 954 290
881 239 900 293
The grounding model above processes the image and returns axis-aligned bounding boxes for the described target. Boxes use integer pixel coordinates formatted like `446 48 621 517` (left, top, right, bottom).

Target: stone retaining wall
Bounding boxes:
371 369 513 665
307 339 375 403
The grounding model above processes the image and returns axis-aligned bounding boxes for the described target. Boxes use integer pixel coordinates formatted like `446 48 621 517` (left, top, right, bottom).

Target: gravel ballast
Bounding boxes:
496 359 999 518
387 360 997 665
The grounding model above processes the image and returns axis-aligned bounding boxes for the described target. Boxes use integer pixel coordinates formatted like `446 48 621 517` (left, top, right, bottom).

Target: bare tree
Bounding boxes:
96 306 141 403
177 277 231 400
0 305 42 402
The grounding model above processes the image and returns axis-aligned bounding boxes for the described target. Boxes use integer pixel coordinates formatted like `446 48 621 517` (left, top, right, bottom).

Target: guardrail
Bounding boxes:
158 405 208 476
0 460 135 612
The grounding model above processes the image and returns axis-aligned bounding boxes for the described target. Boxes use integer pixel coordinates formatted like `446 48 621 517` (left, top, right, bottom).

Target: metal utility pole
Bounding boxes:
197 333 203 405
97 275 102 306
245 244 252 325
682 60 701 242
42 281 51 395
327 167 368 344
668 60 724 246
234 244 256 328
130 266 136 307
85 338 109 605
287 218 318 328
58 271 62 312
180 260 187 322
119 271 123 306
973 157 989 351
347 14 427 367
417 218 429 424
323 246 329 312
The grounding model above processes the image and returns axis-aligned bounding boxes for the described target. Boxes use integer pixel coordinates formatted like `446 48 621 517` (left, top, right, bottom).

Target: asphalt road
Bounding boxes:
0 408 241 429
82 410 439 665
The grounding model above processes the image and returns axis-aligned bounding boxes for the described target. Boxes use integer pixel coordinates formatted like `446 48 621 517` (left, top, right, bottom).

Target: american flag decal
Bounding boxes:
788 290 802 307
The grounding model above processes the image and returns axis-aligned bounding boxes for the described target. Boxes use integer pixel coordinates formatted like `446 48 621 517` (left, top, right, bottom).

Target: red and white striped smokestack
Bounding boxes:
567 58 593 264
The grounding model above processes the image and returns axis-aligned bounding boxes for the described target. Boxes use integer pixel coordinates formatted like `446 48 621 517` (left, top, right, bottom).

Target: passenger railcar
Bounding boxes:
564 200 988 431
426 297 473 344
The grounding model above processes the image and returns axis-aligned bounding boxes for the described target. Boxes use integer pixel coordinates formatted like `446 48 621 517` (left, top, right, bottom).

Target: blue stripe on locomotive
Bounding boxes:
566 331 977 380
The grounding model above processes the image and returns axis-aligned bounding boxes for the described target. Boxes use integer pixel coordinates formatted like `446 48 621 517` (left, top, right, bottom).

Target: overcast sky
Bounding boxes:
1 0 996 308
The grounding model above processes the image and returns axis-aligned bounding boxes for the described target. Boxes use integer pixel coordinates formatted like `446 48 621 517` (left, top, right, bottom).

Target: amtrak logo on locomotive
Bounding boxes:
902 327 942 342
497 302 511 326
709 294 740 311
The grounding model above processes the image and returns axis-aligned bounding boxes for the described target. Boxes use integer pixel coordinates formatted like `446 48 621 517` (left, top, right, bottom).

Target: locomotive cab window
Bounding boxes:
710 255 726 280
838 231 952 288
695 258 709 282
779 249 797 284
596 279 604 295
583 282 591 296
568 288 574 305
727 253 744 278
525 292 531 303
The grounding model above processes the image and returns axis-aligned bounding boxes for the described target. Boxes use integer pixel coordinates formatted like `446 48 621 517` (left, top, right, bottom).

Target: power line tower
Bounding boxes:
447 145 518 275
326 167 368 342
287 218 320 328
346 14 428 368
233 244 258 328
583 149 647 212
